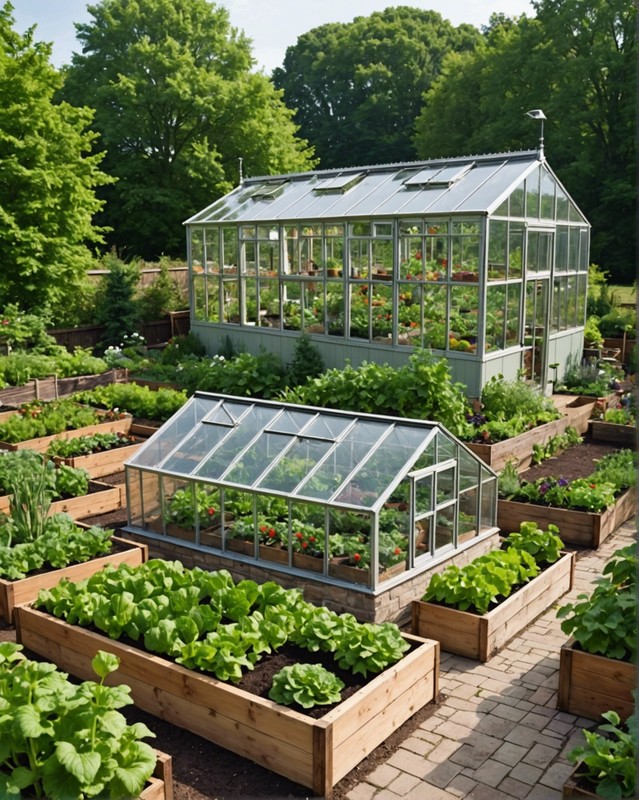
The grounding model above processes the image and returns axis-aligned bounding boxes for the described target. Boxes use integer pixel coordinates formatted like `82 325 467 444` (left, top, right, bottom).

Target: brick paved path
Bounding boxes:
346 520 636 800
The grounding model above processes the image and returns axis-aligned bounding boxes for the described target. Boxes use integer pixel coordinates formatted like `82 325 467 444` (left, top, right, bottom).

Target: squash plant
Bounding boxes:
0 643 157 800
557 544 636 662
34 560 410 689
567 708 636 799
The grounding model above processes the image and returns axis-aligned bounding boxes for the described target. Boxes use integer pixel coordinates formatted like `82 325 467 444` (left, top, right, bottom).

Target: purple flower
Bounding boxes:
558 478 569 487
538 482 550 495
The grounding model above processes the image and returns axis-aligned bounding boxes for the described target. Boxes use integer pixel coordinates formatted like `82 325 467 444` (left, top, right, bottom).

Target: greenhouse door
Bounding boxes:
522 229 553 388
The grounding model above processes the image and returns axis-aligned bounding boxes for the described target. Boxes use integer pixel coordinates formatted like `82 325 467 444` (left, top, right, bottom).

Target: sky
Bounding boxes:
12 0 535 74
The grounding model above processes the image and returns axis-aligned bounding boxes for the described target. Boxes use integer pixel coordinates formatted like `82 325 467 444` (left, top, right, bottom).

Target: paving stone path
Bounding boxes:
345 520 635 800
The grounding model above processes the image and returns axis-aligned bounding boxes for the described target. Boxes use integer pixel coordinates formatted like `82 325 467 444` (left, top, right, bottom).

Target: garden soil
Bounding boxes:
0 434 625 799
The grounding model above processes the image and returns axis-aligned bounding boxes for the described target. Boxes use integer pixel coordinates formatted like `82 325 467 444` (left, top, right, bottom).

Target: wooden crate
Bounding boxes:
557 638 635 721
0 537 148 624
411 551 575 661
498 488 636 548
589 420 637 447
466 411 587 474
0 414 133 453
15 607 439 797
0 480 122 520
52 438 145 479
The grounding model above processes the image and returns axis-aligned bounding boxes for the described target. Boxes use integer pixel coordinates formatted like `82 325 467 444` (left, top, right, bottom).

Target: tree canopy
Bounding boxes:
0 2 111 315
273 6 480 169
413 1 636 282
60 0 316 260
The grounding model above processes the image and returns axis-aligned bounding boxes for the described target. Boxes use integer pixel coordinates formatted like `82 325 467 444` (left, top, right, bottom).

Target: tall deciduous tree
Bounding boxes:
413 2 636 282
273 6 480 169
60 0 315 260
0 2 111 315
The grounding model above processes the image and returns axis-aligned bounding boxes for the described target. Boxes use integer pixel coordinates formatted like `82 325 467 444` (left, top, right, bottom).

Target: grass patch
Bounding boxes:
609 284 636 305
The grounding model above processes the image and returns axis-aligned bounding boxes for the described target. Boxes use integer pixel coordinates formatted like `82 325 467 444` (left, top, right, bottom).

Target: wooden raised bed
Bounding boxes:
52 437 145 478
561 765 600 799
498 488 636 548
0 536 148 624
557 638 635 721
0 413 133 454
14 607 439 797
142 751 173 800
411 551 575 661
589 419 637 447
466 398 595 474
0 480 122 520
0 369 128 407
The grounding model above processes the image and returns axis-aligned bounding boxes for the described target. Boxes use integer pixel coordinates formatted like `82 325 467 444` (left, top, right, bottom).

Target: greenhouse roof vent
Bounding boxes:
404 162 474 189
313 172 365 194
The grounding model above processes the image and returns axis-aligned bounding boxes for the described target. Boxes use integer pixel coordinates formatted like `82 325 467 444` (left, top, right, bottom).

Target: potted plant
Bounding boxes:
556 543 635 721
412 521 575 661
562 707 636 799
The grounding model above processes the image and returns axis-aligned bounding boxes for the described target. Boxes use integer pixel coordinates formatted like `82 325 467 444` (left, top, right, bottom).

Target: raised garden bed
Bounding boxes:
557 638 635 721
466 397 595 473
0 412 133 453
497 487 636 548
589 419 637 447
51 437 146 478
0 369 128 407
411 550 575 661
561 765 601 798
0 536 147 624
0 479 122 520
141 751 173 800
14 606 439 797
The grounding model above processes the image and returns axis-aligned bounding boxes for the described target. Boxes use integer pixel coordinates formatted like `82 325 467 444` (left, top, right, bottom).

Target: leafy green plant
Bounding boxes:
567 708 636 799
422 547 539 615
286 333 325 387
35 560 411 690
604 407 635 425
47 431 137 457
269 663 344 708
73 382 187 422
497 460 521 499
164 486 221 528
557 544 636 661
0 643 157 799
0 399 123 444
531 426 582 465
502 521 564 565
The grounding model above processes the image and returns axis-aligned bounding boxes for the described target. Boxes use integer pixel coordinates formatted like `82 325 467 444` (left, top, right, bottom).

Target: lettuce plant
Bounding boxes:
269 664 345 708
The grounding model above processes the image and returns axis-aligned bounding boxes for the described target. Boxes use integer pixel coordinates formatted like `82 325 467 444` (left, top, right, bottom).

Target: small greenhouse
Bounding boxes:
185 149 590 397
124 392 498 592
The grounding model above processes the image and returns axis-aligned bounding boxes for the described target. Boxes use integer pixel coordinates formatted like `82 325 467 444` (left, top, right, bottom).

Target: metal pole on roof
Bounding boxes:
525 109 546 160
239 157 244 186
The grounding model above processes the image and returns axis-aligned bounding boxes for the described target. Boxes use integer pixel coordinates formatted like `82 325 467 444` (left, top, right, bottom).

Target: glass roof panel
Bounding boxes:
195 405 280 479
304 415 353 440
459 447 480 490
257 438 332 493
204 400 250 424
267 409 316 434
162 423 229 474
221 430 292 485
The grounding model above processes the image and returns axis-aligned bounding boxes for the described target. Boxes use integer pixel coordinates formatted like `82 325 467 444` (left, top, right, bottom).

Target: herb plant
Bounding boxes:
567 709 636 799
269 663 345 708
0 643 157 800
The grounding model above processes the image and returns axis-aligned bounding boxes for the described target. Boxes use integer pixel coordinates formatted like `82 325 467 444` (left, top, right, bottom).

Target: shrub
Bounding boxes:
96 254 140 350
286 333 325 387
137 259 187 322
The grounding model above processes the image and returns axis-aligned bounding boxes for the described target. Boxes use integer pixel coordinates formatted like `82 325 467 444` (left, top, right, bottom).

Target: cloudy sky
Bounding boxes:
12 0 534 73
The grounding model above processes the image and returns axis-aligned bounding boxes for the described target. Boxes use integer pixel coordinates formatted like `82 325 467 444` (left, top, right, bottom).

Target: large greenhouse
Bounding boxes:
184 149 590 397
123 393 499 603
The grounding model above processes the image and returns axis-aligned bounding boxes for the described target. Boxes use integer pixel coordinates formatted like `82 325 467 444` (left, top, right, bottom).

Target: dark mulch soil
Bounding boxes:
2 433 624 799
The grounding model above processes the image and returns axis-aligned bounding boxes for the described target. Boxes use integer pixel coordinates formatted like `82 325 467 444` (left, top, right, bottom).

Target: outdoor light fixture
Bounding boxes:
526 109 546 157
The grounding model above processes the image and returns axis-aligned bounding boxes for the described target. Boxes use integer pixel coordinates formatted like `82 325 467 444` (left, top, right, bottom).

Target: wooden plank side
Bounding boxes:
589 421 636 446
0 537 146 624
331 669 437 785
54 442 143 479
558 642 635 720
412 601 481 660
0 416 133 454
